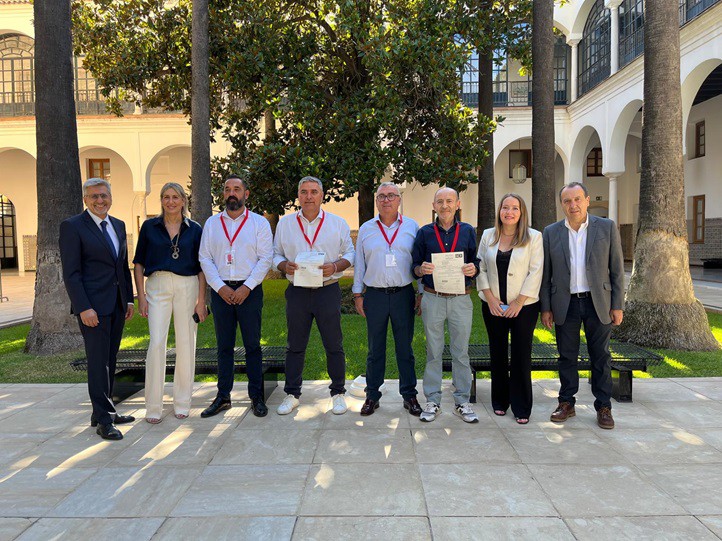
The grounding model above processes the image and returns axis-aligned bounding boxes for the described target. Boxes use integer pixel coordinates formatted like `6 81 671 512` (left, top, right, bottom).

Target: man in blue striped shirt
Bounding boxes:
353 182 422 417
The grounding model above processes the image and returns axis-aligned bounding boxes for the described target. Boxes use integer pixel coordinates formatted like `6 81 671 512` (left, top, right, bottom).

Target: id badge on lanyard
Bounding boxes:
385 250 397 268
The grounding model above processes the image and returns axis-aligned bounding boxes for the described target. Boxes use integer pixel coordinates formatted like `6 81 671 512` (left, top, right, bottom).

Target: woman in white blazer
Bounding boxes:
476 194 543 424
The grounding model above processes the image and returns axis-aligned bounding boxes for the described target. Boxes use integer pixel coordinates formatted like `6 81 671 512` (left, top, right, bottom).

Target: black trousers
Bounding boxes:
210 284 264 400
555 296 613 411
284 282 346 397
482 301 539 418
364 285 417 402
78 295 125 426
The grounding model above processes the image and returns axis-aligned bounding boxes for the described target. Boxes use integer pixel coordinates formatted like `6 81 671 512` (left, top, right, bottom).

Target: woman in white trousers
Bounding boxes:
133 183 207 423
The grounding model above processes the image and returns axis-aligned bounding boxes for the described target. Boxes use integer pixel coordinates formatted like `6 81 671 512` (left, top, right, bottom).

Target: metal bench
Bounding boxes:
70 345 287 404
442 342 663 403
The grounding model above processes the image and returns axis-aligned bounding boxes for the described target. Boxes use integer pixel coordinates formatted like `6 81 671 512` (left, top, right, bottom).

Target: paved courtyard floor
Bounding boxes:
1 379 722 540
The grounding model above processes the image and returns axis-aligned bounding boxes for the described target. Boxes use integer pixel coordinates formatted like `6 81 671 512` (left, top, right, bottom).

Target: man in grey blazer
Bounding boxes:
540 182 624 429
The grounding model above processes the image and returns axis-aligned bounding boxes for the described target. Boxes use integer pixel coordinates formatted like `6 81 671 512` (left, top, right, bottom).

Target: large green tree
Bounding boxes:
26 0 84 354
615 0 717 350
73 0 494 224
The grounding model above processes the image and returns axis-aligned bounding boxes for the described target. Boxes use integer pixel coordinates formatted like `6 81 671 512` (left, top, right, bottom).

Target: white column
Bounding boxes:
608 176 618 224
568 38 580 102
607 0 622 75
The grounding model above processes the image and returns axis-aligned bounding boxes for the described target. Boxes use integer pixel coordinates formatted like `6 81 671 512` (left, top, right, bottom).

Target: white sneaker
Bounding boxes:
420 402 441 422
454 402 479 423
331 394 347 415
277 394 299 415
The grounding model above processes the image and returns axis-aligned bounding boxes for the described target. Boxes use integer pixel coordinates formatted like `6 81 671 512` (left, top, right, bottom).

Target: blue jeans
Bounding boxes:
421 292 473 405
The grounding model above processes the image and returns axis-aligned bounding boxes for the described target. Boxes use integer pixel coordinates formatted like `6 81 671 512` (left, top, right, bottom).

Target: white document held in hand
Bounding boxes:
431 252 466 294
293 251 326 288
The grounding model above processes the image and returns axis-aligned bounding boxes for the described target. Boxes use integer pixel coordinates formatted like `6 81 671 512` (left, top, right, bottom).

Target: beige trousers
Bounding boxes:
144 271 198 418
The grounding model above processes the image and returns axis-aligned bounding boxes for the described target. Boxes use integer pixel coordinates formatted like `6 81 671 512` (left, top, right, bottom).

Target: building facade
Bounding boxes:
1 0 721 273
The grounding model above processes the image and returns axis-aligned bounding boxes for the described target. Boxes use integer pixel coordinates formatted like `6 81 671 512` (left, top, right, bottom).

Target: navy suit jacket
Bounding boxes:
59 210 134 316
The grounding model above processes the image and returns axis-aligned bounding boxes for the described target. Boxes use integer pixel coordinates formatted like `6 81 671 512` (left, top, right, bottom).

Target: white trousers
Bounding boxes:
144 271 198 418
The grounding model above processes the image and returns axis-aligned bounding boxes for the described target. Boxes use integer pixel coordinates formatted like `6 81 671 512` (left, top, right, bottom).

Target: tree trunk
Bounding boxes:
476 47 495 239
263 109 279 233
357 181 375 227
25 0 84 354
531 0 557 230
190 0 212 226
615 0 718 350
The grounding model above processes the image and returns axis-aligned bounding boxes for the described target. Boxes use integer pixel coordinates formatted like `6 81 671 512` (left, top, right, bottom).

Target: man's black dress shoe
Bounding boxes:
360 398 379 416
96 423 123 440
403 397 422 416
251 397 268 417
90 413 136 427
201 396 232 418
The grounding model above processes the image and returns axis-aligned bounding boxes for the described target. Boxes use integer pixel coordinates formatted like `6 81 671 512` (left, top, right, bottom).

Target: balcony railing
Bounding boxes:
680 0 721 26
461 79 568 108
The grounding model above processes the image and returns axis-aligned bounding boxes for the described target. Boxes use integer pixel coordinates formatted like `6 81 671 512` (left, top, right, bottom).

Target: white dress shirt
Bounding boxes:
87 210 120 255
273 209 355 282
199 208 273 292
565 215 590 294
352 214 418 294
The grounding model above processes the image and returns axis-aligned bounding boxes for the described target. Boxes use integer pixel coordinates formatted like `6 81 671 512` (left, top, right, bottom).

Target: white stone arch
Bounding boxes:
143 145 192 219
144 144 192 193
493 137 569 218
0 148 37 272
569 124 603 183
569 0 604 37
606 98 644 173
681 58 722 155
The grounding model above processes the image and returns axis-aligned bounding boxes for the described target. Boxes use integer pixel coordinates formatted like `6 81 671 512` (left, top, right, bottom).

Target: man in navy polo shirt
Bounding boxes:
411 187 480 423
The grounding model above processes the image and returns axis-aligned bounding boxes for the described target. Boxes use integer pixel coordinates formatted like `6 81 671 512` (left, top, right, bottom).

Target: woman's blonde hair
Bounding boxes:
159 182 188 219
490 193 530 247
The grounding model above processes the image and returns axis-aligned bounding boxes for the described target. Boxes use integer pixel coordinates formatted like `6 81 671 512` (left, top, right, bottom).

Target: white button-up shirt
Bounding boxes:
273 209 355 282
565 214 590 294
352 214 418 293
199 208 273 292
87 210 120 255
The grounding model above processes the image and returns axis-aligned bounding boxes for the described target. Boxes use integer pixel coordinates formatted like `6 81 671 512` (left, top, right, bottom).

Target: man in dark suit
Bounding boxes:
59 178 136 440
540 182 625 429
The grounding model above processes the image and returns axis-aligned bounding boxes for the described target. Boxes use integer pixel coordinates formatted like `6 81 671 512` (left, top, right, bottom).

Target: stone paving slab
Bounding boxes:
564 516 721 541
15 518 163 541
154 517 296 541
0 379 721 540
430 517 575 540
293 517 431 541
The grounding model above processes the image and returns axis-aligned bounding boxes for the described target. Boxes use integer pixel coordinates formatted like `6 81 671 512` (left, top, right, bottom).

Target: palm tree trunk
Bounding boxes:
531 0 556 230
191 0 212 226
476 47 495 239
615 0 718 350
25 0 84 354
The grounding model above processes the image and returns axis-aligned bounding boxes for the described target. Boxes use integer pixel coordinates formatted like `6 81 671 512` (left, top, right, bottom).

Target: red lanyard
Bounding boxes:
376 214 403 249
297 210 325 249
433 222 460 253
221 211 249 248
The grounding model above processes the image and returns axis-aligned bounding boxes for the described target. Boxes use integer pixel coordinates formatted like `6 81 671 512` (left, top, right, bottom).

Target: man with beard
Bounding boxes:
199 174 273 417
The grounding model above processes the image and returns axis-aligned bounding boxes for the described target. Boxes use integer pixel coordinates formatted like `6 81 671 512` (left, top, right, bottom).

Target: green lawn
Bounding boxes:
0 278 720 383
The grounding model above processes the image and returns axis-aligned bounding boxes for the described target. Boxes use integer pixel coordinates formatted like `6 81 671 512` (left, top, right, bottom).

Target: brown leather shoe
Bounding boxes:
597 406 615 429
360 398 379 416
550 402 576 423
